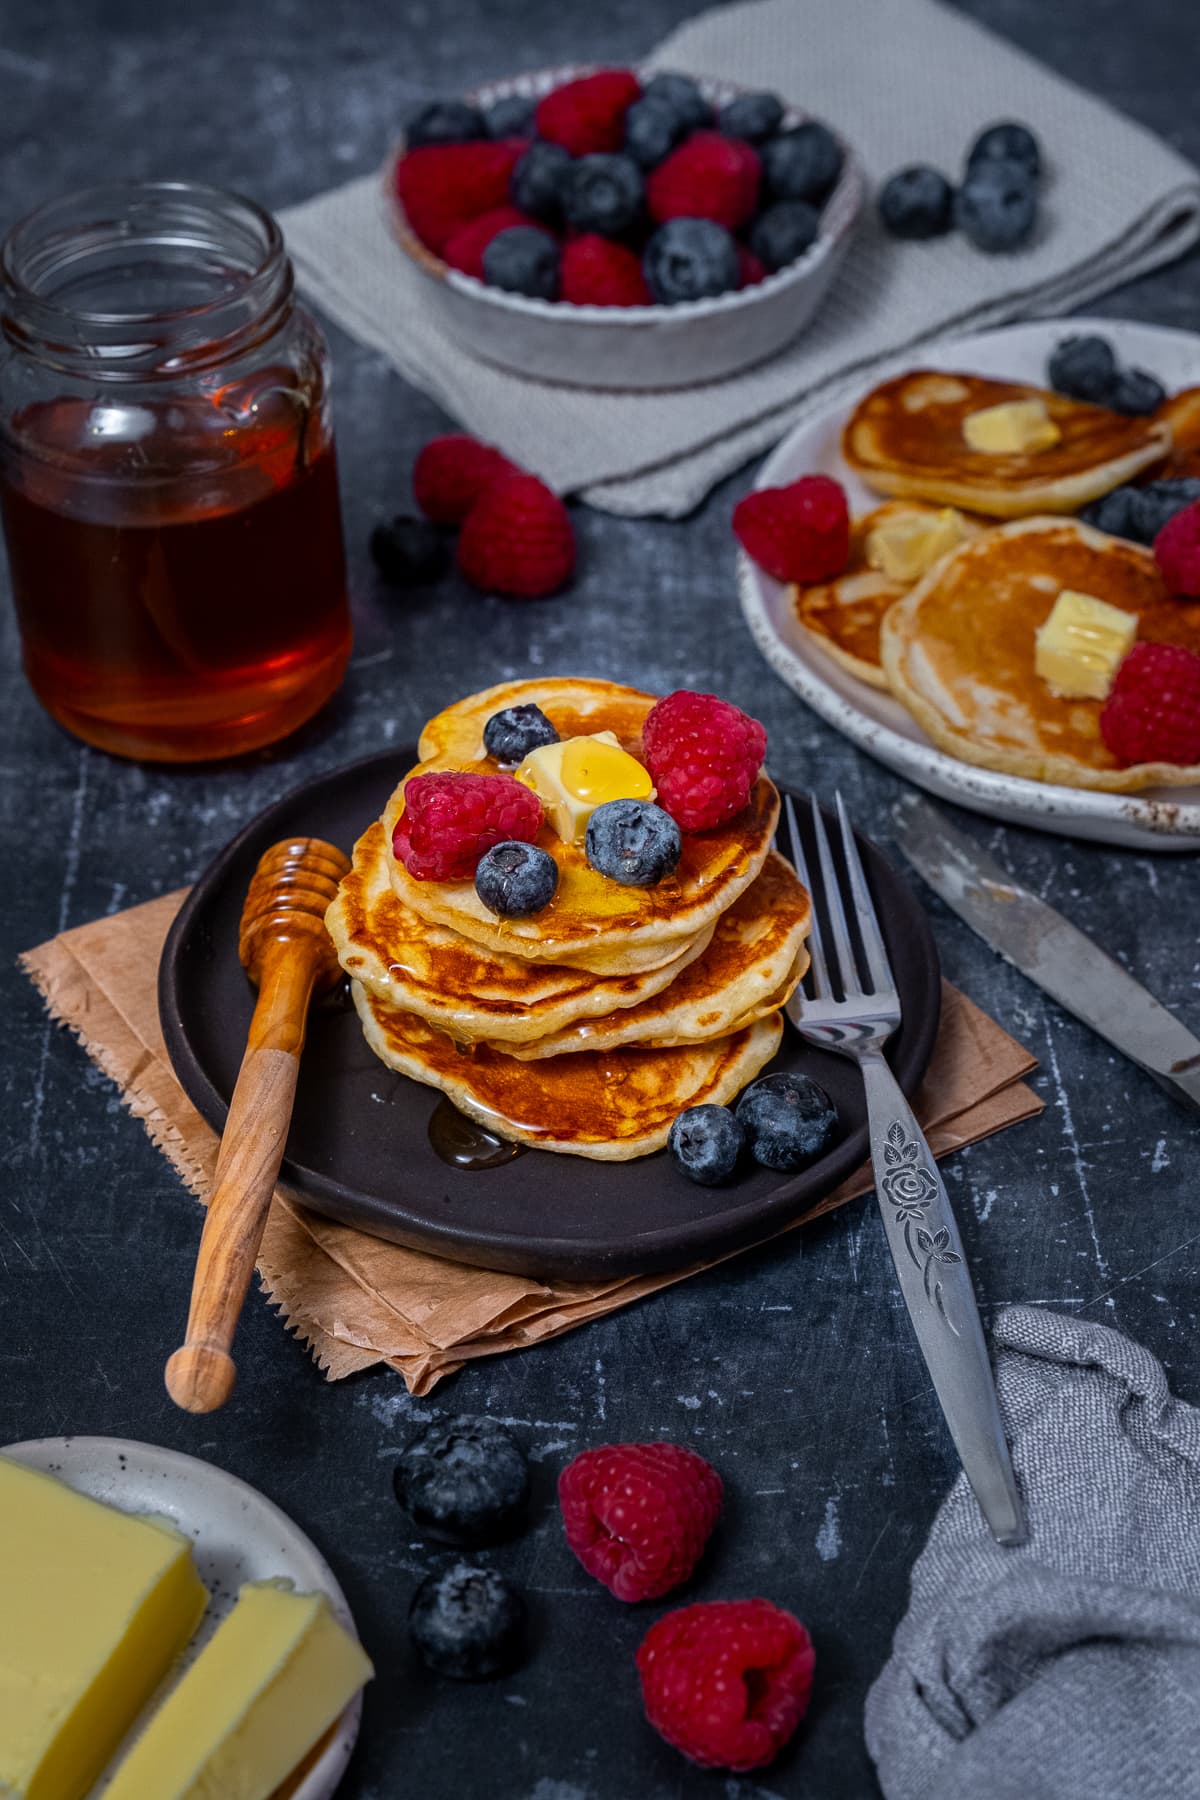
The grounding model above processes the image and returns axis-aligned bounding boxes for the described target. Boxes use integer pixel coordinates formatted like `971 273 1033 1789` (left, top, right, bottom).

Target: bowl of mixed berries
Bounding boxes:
388 65 865 389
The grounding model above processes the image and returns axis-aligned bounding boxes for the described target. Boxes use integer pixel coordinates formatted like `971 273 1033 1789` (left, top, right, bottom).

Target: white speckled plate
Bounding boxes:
738 317 1200 851
1 1436 364 1800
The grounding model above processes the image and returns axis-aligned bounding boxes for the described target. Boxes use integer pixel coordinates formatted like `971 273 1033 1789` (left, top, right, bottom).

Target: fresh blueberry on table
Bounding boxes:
761 121 843 203
408 1562 527 1680
966 119 1041 181
484 94 536 139
586 799 681 885
483 703 560 764
482 225 560 298
643 217 740 302
563 153 644 236
624 97 686 169
718 91 785 144
393 1414 531 1546
749 199 820 270
510 140 574 223
1047 333 1119 404
878 166 955 239
954 157 1037 250
641 71 714 132
736 1072 839 1171
369 515 450 587
475 842 559 917
668 1105 746 1185
406 98 486 148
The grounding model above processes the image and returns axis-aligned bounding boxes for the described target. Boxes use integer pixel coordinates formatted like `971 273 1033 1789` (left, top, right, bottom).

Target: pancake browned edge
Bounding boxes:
843 371 1171 517
1152 386 1200 480
881 516 1200 792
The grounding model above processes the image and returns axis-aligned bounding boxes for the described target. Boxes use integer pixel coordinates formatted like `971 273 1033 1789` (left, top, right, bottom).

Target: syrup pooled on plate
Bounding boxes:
428 1097 526 1171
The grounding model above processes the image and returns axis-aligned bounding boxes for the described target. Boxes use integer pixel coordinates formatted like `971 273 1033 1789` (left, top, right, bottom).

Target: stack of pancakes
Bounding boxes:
790 370 1200 791
326 679 811 1159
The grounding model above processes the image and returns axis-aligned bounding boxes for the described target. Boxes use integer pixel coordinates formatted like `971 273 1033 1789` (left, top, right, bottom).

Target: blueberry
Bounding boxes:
641 72 714 132
586 799 681 885
643 217 740 303
408 1562 526 1680
624 97 686 170
481 226 559 299
369 515 449 587
954 158 1037 251
878 166 955 240
1083 478 1200 545
668 1105 746 1185
483 703 559 764
510 140 573 223
1110 367 1167 417
485 94 536 139
1080 486 1140 541
475 842 558 917
718 92 785 144
1046 333 1119 405
394 1415 530 1545
749 200 820 270
563 153 644 236
406 99 486 148
762 121 843 203
735 1072 838 1171
966 121 1041 182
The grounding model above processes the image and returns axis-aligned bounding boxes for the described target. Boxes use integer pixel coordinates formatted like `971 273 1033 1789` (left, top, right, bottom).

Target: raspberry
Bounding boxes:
733 474 850 584
442 205 536 278
457 473 575 599
1100 642 1200 767
535 69 641 156
737 245 768 288
1154 501 1200 597
647 132 761 230
637 1599 815 1771
642 690 767 831
558 1442 721 1602
392 771 543 881
561 234 651 306
413 435 515 526
395 138 525 256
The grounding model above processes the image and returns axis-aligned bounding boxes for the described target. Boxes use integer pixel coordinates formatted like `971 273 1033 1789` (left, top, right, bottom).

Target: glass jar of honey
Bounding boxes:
0 182 351 761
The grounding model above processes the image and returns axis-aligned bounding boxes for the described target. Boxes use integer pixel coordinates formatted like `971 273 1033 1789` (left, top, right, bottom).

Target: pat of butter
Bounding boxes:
1035 588 1137 700
516 731 654 844
0 1456 206 1800
962 398 1062 455
104 1582 373 1800
865 508 967 582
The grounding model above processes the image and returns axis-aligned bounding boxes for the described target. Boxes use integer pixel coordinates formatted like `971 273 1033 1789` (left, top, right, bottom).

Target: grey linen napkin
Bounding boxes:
865 1305 1200 1800
279 0 1200 517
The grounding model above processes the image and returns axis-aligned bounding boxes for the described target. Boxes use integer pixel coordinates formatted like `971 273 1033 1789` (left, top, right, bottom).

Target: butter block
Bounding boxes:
104 1581 373 1800
962 397 1061 455
0 1456 206 1800
517 730 654 844
865 507 968 582
1035 588 1137 699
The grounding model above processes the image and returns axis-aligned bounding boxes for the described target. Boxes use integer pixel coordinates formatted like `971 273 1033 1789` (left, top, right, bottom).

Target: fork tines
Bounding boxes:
780 792 896 1002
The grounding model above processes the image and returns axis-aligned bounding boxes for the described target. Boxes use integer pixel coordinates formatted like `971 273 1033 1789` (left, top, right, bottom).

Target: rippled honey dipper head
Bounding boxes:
237 837 350 990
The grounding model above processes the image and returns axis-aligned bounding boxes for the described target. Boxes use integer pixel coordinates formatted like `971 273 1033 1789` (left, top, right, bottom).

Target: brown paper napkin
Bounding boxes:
22 892 1042 1394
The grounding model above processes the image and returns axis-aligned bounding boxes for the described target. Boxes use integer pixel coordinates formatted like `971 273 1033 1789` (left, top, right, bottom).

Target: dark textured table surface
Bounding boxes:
3 3 1199 1796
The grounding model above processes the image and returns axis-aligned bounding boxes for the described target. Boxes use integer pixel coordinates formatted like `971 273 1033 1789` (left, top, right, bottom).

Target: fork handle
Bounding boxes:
859 1048 1026 1546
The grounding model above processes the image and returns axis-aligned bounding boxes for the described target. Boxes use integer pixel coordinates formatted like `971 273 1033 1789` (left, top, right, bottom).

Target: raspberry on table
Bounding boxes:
408 1562 526 1681
510 139 574 223
761 121 843 203
749 200 819 271
392 771 544 882
413 434 515 526
642 689 768 832
954 157 1037 251
457 472 576 598
535 69 641 156
966 119 1041 181
647 132 761 231
562 153 645 237
718 91 784 144
624 96 686 170
878 166 955 240
395 138 526 256
733 473 851 584
561 235 651 306
1154 501 1200 596
482 225 560 298
558 1441 722 1602
405 98 486 149
643 218 740 304
1100 642 1200 767
393 1414 530 1545
636 1598 815 1771
442 205 533 278
640 72 714 133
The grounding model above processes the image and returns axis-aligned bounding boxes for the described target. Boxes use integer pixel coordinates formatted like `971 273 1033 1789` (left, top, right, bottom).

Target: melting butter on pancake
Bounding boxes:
843 371 1170 517
385 678 779 976
352 981 783 1160
881 516 1200 791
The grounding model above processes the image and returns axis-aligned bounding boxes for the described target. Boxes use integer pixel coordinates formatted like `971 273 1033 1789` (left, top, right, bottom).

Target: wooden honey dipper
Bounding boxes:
166 835 350 1413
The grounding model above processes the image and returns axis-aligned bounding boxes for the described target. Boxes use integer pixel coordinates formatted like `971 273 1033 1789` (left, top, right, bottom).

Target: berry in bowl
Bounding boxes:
387 66 865 390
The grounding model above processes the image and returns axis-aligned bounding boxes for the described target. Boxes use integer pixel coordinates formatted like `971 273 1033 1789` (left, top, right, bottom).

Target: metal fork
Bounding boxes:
781 792 1025 1547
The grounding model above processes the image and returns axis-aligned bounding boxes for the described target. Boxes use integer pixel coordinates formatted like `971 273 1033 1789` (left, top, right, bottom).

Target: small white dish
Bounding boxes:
386 64 865 390
737 315 1200 852
1 1435 364 1800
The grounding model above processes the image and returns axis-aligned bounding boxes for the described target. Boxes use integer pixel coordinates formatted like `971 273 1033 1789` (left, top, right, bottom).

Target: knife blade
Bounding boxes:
893 797 1200 1115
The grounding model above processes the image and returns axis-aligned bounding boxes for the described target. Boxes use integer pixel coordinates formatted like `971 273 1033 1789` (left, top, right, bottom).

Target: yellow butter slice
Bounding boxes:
517 731 654 843
963 398 1062 455
864 507 967 582
1035 587 1137 700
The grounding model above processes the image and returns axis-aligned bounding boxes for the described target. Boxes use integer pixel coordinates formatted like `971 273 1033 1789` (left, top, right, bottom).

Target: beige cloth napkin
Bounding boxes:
279 0 1200 517
22 891 1041 1395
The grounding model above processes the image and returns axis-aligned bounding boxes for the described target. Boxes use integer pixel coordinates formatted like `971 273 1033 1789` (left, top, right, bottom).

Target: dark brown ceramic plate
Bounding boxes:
159 750 940 1281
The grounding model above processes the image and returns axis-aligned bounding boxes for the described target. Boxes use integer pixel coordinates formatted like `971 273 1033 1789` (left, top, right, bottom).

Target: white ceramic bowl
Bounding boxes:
386 65 865 390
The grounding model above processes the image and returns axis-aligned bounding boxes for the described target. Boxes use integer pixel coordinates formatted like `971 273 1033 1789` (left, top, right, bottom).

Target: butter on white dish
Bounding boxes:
962 397 1062 455
103 1580 373 1800
0 1455 206 1800
1035 588 1138 700
865 507 968 582
517 731 655 844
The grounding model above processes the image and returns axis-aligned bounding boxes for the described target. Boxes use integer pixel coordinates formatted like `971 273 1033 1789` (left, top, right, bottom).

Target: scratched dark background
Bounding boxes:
3 2 1199 1796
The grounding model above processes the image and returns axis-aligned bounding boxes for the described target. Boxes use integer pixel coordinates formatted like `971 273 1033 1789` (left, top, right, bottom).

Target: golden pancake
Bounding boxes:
881 517 1200 791
792 501 989 688
843 371 1170 517
499 850 811 1058
352 980 783 1160
385 678 779 976
1151 386 1200 481
327 818 714 1044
